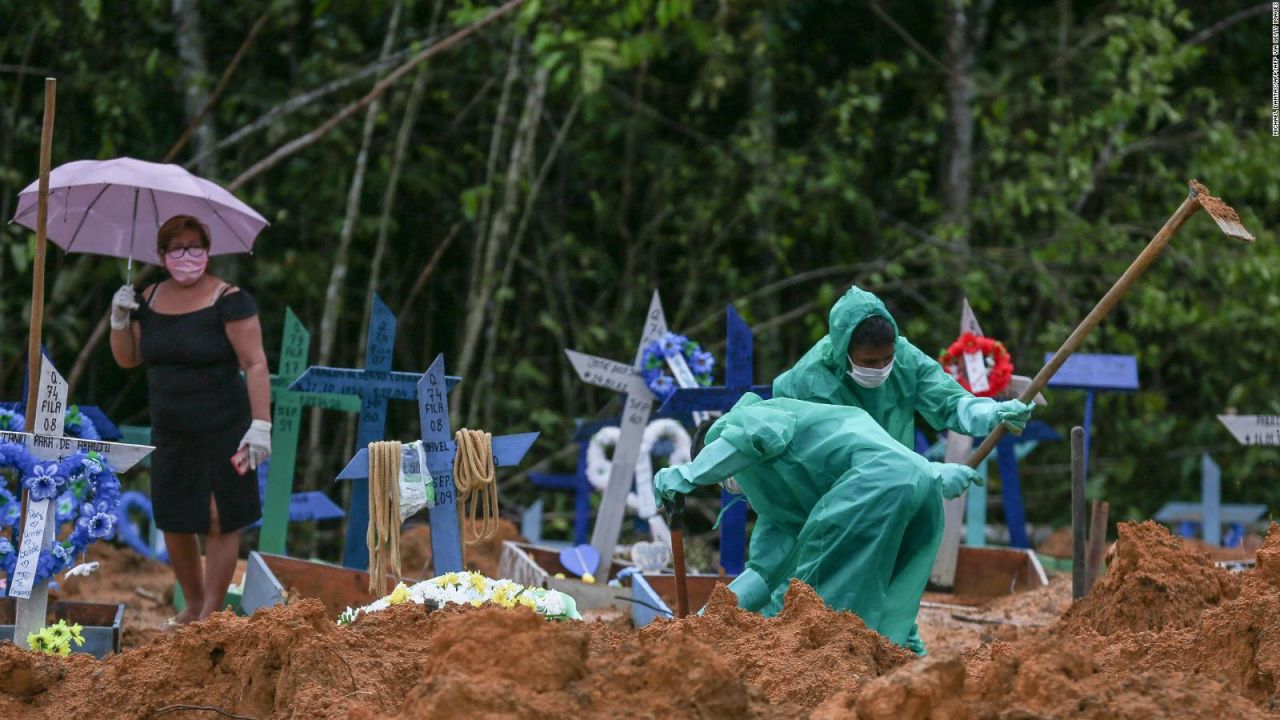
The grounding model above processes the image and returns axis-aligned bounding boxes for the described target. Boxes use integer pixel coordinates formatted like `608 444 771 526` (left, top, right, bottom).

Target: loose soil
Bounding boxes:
3 521 1277 718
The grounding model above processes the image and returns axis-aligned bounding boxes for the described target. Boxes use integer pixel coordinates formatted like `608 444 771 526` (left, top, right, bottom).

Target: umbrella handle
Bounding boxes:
126 255 133 285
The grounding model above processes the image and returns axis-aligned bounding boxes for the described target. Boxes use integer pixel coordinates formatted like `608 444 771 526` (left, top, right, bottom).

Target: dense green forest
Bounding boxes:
1 0 1276 554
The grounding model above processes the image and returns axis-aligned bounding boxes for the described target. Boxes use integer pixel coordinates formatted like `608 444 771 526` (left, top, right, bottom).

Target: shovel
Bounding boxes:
968 180 1255 467
664 496 691 618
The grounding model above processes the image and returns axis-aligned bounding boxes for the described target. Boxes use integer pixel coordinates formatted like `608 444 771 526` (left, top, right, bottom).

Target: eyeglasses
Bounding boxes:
163 246 207 259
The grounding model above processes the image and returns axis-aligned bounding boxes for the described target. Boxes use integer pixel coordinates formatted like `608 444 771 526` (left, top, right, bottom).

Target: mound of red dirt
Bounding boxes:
0 580 911 719
1078 522 1280 707
1057 520 1239 636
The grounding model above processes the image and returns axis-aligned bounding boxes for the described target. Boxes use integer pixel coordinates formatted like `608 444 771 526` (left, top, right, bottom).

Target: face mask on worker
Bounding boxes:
165 252 208 286
847 355 894 389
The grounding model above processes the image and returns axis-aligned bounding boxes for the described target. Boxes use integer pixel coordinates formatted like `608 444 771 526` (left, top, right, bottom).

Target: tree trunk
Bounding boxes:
750 6 781 373
302 2 402 497
172 0 218 178
356 0 444 359
458 64 547 428
942 0 993 263
450 35 522 427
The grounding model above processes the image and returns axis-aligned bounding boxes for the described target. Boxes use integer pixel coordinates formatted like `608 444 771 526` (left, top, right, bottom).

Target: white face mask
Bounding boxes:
847 355 894 389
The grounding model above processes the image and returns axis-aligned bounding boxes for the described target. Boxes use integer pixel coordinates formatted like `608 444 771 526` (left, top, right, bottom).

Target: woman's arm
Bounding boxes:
109 285 146 369
226 313 272 423
109 322 142 368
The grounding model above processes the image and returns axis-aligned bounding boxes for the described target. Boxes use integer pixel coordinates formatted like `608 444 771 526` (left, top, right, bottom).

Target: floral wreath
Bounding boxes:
938 332 1014 398
0 440 121 587
641 332 715 400
0 405 100 441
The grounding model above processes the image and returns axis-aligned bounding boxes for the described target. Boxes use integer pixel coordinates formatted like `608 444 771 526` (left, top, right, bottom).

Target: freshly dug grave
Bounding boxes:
7 521 1279 719
51 542 181 649
0 581 911 719
833 521 1280 720
1067 522 1280 709
1058 520 1241 636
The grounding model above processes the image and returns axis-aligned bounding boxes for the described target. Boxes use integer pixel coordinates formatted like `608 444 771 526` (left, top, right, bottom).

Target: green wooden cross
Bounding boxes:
259 308 361 555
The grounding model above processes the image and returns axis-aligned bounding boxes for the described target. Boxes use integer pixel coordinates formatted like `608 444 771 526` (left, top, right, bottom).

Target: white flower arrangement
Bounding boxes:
337 571 582 626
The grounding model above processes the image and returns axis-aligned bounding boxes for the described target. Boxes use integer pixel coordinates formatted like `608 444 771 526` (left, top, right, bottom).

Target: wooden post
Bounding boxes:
23 79 56 433
1070 426 1086 600
1084 499 1109 593
17 77 56 542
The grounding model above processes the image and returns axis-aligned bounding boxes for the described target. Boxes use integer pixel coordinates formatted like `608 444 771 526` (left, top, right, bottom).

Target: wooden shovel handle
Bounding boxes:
967 193 1202 468
667 496 690 618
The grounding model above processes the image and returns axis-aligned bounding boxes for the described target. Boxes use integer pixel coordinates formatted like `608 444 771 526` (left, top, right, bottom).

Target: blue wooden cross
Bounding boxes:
1044 352 1139 482
1155 453 1267 547
656 305 772 575
336 354 539 575
288 296 459 569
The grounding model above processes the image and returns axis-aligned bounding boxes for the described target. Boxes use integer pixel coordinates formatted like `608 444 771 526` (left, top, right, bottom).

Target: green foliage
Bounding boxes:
0 0 1274 556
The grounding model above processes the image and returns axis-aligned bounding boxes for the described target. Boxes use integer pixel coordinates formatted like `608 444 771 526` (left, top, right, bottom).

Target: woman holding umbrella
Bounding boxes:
108 214 271 624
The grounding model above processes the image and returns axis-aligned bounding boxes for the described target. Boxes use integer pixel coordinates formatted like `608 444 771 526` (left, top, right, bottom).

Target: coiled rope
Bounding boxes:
367 440 402 595
453 428 498 545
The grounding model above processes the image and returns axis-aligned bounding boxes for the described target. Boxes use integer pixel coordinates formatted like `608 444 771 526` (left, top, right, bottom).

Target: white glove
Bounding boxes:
110 285 139 330
238 419 272 470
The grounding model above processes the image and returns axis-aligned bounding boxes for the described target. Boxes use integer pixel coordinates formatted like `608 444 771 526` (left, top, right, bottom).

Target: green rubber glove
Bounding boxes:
995 399 1036 434
934 463 983 500
652 465 696 506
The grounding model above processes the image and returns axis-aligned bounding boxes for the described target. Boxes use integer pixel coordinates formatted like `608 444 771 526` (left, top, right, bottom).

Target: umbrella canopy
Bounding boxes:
11 157 268 267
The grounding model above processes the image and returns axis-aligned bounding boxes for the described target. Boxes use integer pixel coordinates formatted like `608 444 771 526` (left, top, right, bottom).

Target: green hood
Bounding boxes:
824 287 899 368
705 391 766 446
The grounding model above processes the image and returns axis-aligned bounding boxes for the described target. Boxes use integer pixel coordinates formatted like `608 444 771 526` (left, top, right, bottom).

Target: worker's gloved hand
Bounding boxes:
904 623 927 656
110 285 139 330
994 399 1036 435
238 419 272 470
653 466 696 506
935 463 983 500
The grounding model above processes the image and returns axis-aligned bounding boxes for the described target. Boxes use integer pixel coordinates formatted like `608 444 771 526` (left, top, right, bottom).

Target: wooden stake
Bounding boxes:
23 78 56 433
1070 426 1086 600
18 77 56 528
1085 500 1109 594
669 497 690 619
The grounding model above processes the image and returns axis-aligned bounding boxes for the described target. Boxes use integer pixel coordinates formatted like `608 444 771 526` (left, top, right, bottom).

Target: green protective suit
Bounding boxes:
772 286 1007 449
653 393 962 653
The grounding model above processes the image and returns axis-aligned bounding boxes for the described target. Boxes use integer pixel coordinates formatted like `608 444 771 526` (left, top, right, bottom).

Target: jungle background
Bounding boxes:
1 0 1277 557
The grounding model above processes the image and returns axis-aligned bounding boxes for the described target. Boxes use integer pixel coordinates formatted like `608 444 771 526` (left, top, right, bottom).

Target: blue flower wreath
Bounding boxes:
0 405 100 441
641 331 715 400
0 440 121 587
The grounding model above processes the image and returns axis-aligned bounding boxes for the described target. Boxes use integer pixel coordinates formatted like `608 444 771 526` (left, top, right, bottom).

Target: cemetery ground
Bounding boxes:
0 519 1276 719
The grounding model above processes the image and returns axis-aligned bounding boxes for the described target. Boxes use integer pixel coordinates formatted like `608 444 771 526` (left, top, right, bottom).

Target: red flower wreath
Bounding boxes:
937 332 1014 398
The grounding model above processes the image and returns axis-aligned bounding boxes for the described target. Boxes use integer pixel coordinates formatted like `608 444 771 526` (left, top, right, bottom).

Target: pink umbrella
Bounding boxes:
10 157 268 277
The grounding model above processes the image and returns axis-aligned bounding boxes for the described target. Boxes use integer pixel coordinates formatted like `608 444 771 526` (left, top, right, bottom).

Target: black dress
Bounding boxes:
137 284 261 534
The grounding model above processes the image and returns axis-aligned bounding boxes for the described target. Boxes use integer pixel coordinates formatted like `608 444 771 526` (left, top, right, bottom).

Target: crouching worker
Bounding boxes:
652 393 982 655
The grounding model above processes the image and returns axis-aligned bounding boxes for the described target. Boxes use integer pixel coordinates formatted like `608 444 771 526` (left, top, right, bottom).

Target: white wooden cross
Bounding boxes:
930 299 1045 587
5 357 153 643
564 291 668 578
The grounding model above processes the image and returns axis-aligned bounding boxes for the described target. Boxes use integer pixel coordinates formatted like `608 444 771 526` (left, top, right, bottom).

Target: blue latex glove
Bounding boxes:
652 465 696 506
994 399 1036 434
934 463 983 500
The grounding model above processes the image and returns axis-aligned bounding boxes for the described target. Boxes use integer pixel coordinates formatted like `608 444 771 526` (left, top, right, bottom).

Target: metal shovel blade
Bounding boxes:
1191 180 1254 242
